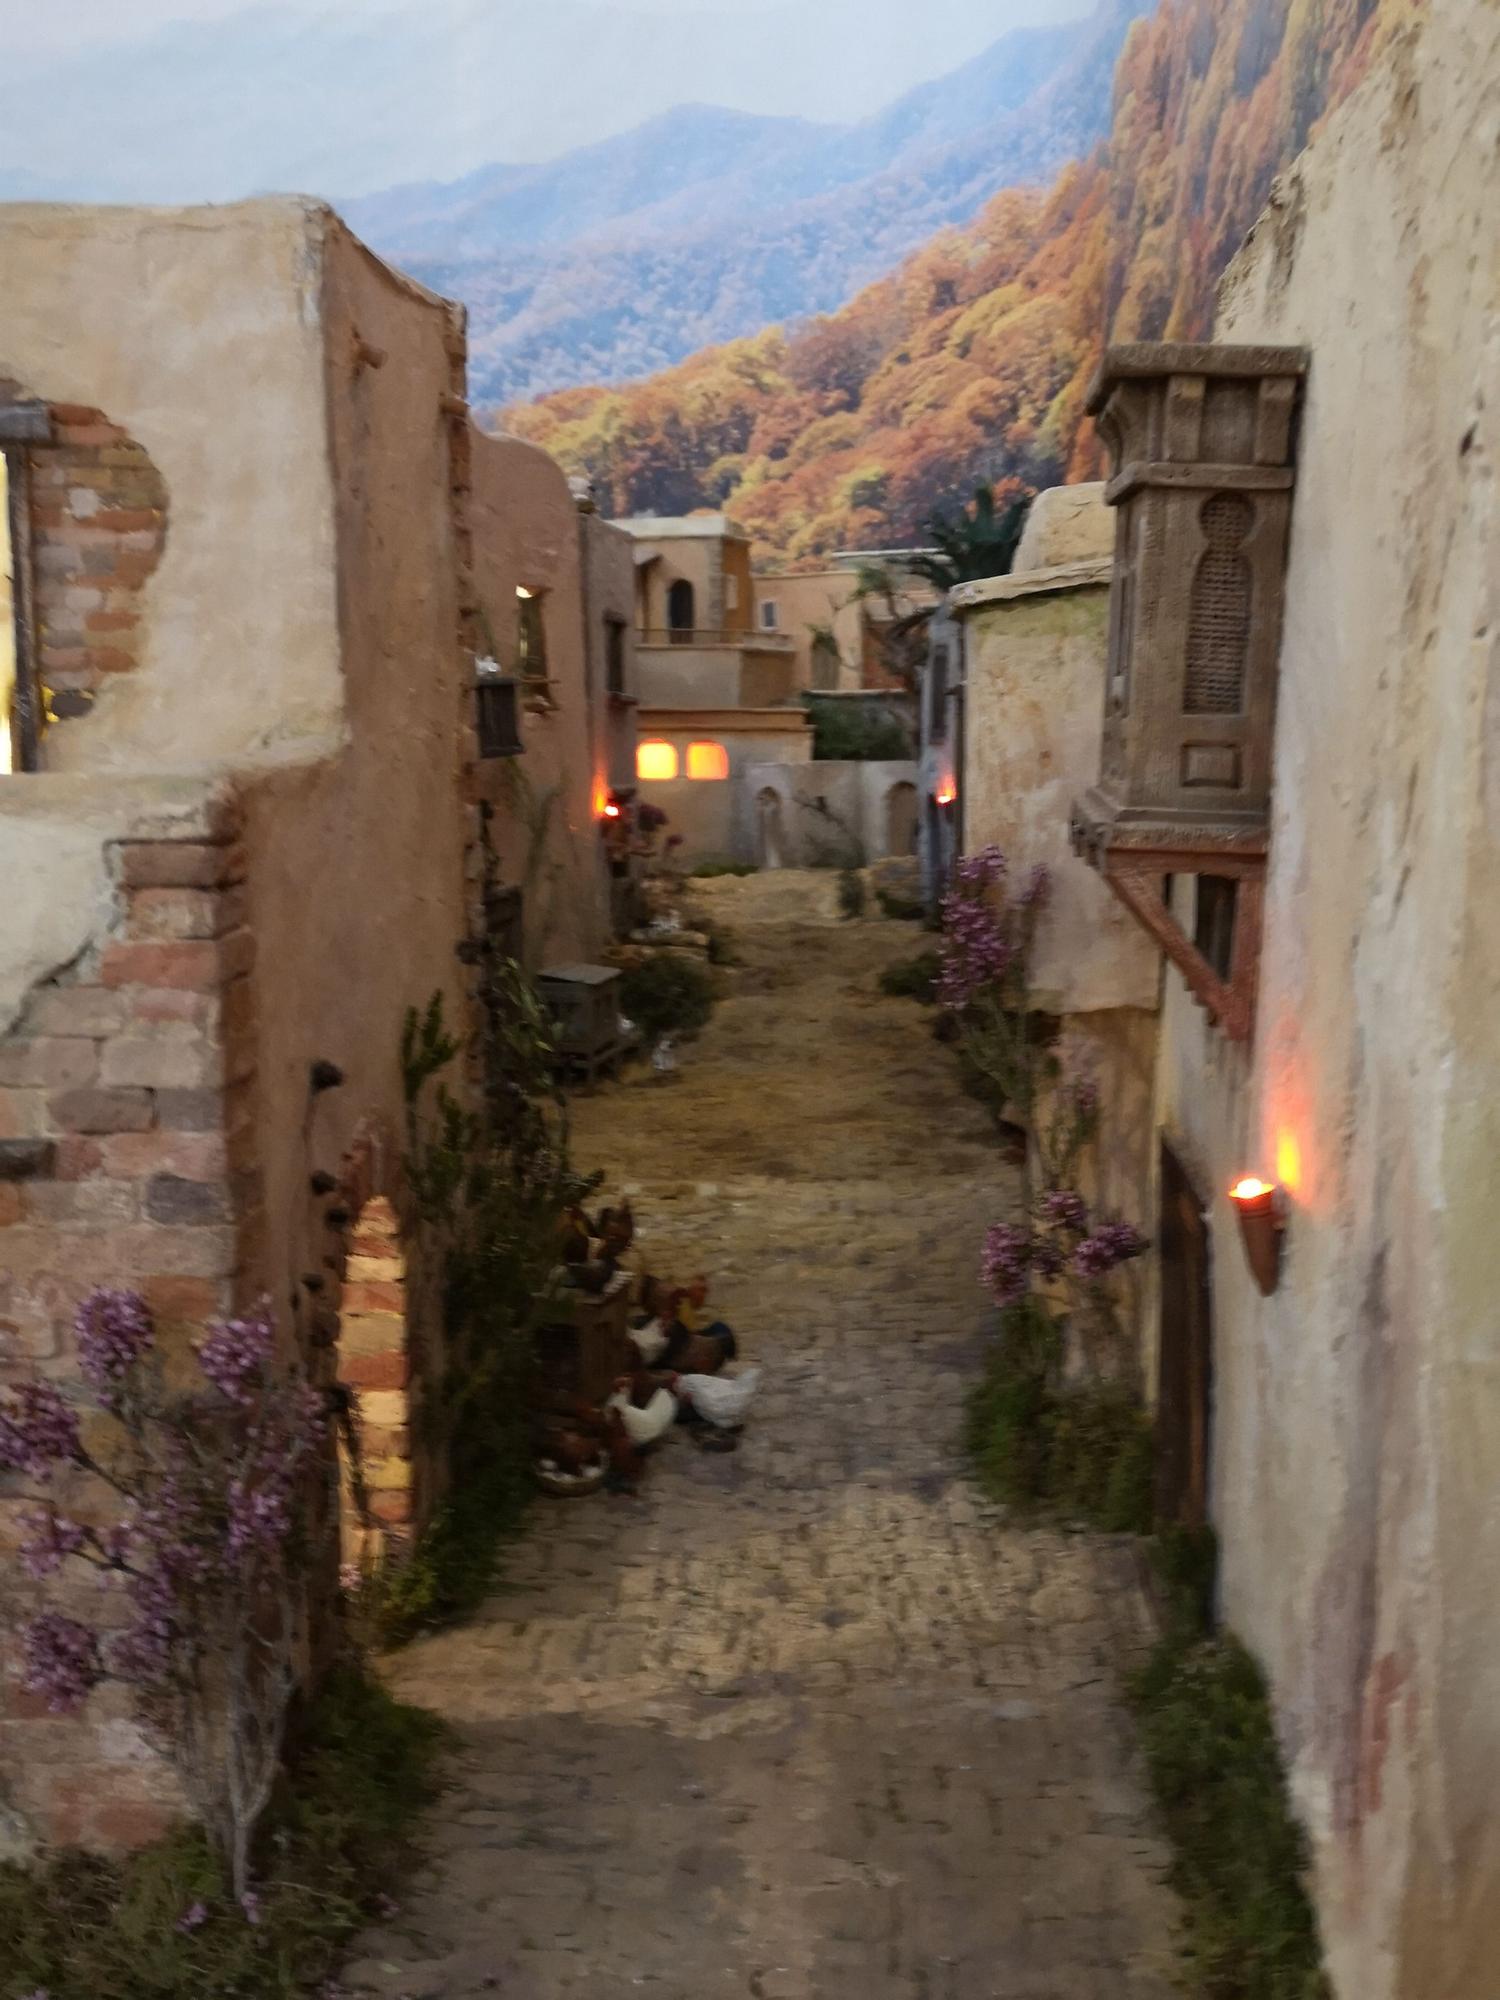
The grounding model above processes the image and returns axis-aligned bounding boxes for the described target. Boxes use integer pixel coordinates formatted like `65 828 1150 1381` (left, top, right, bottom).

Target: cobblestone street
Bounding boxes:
347 874 1181 2000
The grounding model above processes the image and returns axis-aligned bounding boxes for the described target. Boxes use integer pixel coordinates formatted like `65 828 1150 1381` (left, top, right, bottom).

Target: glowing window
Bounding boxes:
637 740 679 782
686 741 730 781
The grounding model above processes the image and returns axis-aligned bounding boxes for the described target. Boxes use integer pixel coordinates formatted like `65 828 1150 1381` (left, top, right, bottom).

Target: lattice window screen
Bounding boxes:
1183 494 1253 714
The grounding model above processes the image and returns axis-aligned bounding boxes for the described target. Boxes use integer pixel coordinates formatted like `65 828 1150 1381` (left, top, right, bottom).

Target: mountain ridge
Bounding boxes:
355 3 1141 402
505 0 1408 558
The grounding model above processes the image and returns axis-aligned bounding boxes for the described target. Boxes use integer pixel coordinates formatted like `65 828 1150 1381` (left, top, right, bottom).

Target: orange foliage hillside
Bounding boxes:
503 0 1409 560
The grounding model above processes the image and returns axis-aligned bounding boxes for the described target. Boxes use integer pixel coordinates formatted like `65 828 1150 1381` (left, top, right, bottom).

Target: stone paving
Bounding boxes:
345 873 1181 2000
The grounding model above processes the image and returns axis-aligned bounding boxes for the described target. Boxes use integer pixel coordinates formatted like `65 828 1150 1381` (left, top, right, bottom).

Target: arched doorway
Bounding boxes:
757 787 786 870
667 578 696 643
885 780 919 858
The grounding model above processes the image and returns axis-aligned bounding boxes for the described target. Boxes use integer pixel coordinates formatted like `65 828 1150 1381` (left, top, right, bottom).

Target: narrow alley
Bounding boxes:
346 875 1181 2000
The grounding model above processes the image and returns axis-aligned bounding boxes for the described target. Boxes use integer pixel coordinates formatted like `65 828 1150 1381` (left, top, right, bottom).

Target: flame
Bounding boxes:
935 780 957 807
1229 1177 1275 1202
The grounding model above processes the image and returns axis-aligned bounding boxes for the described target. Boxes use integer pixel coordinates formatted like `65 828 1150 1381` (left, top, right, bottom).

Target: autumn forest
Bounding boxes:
503 0 1406 562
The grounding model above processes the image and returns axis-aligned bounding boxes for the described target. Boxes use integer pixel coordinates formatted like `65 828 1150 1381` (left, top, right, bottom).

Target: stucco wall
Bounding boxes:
235 221 473 1497
1152 14 1500 1994
633 708 812 864
0 205 480 1848
470 430 609 966
955 566 1159 1017
581 510 638 796
744 759 920 870
0 199 343 776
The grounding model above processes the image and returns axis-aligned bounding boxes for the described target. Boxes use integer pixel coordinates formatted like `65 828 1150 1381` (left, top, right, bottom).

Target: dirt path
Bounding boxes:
345 874 1180 2000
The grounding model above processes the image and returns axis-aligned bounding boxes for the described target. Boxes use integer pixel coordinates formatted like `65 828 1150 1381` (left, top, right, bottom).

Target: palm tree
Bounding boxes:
906 484 1031 591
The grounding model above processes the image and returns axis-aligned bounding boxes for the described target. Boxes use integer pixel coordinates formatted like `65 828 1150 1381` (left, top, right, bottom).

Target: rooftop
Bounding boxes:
614 513 746 542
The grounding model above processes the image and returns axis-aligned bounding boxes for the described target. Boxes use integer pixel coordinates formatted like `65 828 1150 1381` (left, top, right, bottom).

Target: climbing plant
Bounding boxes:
939 845 1151 1525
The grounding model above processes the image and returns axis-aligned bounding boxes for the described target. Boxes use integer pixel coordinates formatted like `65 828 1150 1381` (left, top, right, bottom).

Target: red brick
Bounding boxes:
22 987 129 1038
115 840 240 890
54 1136 104 1181
101 933 253 991
102 1132 227 1180
89 647 138 674
49 1087 152 1134
101 1038 218 1091
132 988 216 1027
341 1280 404 1314
341 1350 410 1390
91 509 160 532
0 1186 21 1227
369 1490 413 1526
54 423 128 448
85 609 138 633
0 1038 99 1090
125 886 228 942
47 403 108 427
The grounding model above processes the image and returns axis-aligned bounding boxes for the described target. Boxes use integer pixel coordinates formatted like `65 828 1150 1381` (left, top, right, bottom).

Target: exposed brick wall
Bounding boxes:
0 798 260 1851
27 402 168 726
332 1133 417 1561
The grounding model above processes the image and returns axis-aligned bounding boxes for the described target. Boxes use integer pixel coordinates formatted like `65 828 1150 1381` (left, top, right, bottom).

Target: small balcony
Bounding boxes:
639 627 794 651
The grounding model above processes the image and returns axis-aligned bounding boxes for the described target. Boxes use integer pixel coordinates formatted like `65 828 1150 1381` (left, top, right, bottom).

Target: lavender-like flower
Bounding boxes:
0 1382 82 1480
954 844 1007 893
240 1890 263 1926
18 1507 88 1581
1073 1220 1150 1278
74 1288 155 1398
1040 1189 1088 1231
196 1311 274 1407
176 1900 209 1933
981 1222 1033 1307
22 1613 103 1713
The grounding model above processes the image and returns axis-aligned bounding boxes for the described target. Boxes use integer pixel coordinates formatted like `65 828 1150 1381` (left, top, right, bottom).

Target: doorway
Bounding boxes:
1156 1143 1213 1526
885 780 919 857
757 787 786 870
667 578 696 643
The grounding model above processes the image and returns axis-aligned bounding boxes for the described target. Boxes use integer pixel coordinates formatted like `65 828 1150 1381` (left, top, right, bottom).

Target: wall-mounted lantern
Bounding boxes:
935 779 957 808
1228 1177 1285 1295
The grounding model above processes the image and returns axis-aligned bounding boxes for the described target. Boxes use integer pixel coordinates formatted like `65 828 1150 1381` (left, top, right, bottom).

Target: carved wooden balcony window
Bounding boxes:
1071 342 1308 1041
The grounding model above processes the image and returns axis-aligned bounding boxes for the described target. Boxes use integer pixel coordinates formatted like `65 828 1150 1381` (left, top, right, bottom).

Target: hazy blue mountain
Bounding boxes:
0 0 1087 204
347 1 1143 405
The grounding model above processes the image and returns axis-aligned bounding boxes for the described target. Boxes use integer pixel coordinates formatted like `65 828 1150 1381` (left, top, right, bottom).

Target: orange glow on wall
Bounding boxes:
637 741 679 782
1275 1132 1303 1195
686 741 730 781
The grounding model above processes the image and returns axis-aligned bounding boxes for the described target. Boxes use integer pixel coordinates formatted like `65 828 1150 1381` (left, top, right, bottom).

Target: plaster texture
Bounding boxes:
953 561 1158 1018
1151 13 1500 1993
471 430 611 965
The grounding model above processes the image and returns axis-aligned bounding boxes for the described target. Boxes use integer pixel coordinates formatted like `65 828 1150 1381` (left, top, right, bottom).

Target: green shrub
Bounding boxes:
879 949 942 1002
619 953 716 1038
0 1667 447 2000
690 861 758 878
876 888 925 921
802 694 912 762
1132 1630 1332 1999
837 868 867 920
966 1300 1154 1531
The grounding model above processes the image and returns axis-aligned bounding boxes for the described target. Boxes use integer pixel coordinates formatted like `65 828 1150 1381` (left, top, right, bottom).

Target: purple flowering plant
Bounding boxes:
0 1290 332 1899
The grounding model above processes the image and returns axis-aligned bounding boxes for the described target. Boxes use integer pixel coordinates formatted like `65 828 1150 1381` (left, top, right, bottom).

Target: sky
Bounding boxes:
0 0 1091 199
